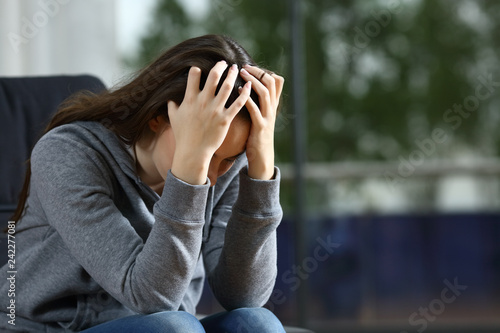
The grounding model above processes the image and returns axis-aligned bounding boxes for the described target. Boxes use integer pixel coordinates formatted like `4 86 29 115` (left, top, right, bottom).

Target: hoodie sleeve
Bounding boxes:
202 158 283 310
31 130 208 314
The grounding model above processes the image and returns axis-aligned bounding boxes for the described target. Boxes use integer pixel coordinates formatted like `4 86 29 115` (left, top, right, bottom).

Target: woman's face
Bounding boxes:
151 116 250 186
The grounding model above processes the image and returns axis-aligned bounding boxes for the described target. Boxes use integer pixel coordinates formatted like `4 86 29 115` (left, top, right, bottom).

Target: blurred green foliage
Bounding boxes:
130 0 500 164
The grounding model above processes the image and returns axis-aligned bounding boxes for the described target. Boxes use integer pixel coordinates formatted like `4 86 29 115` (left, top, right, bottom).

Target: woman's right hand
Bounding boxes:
167 61 252 185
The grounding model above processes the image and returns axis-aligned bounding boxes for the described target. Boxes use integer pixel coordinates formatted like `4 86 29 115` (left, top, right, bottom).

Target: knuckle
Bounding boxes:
231 100 245 111
262 90 271 101
208 72 222 83
219 116 231 127
263 75 274 85
210 64 225 76
271 72 283 80
221 80 233 92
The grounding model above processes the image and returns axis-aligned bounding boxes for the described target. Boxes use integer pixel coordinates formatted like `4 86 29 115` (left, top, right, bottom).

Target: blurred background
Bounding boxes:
1 0 500 332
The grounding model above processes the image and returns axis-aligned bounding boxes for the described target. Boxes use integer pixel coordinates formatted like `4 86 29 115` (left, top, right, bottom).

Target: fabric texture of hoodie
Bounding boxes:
0 121 282 332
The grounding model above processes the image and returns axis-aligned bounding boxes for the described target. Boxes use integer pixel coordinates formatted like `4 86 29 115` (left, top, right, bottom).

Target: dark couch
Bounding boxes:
0 75 106 226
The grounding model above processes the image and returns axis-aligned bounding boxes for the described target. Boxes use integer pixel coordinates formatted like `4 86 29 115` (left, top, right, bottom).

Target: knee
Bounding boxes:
148 311 204 333
231 308 285 332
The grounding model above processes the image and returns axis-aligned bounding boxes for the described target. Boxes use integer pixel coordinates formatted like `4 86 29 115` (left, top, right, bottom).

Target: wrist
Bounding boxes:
171 149 212 185
247 156 275 180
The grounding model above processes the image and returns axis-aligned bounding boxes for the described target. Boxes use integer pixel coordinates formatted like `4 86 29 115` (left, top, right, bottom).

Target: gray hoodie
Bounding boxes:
0 121 282 332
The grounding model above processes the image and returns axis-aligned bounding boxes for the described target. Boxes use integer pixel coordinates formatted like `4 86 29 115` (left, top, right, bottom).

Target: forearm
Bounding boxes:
209 227 279 309
246 145 275 180
130 171 208 312
207 167 283 309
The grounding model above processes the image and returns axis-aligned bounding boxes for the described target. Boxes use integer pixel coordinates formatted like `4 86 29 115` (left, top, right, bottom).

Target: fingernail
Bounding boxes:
245 81 252 89
240 68 249 75
230 64 237 71
243 64 252 68
238 86 243 92
219 60 227 65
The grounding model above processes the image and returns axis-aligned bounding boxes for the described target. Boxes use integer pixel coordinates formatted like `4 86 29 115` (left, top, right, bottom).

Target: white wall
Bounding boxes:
0 0 119 87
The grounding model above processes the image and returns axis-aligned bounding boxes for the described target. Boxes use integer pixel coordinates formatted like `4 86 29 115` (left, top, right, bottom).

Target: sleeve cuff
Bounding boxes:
234 166 282 216
155 170 210 222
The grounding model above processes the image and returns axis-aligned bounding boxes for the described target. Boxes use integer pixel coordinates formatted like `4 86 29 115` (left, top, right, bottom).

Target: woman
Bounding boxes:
1 35 285 332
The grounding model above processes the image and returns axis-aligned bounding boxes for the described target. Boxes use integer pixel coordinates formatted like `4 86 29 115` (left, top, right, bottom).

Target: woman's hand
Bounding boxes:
168 61 252 185
239 65 284 180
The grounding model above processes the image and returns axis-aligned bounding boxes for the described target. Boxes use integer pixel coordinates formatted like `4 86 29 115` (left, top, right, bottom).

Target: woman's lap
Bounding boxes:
81 308 285 333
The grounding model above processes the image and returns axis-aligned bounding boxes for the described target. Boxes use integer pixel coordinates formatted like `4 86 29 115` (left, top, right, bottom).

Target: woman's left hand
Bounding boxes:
239 65 284 180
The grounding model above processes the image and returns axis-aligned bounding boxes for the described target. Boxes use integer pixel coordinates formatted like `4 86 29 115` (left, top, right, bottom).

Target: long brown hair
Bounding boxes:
11 34 263 224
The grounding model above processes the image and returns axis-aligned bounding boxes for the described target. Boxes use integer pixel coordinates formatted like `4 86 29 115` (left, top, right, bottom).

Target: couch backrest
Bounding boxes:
0 75 106 222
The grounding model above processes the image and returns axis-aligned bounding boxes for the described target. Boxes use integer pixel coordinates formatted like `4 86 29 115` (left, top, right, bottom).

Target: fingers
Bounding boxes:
240 67 273 118
243 66 276 98
185 66 202 101
243 88 262 125
227 81 252 119
167 100 179 119
242 65 284 103
215 64 239 105
271 73 285 101
183 62 282 122
203 60 229 97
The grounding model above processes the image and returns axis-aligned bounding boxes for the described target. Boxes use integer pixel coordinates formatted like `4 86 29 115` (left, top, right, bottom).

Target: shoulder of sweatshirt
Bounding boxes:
32 121 137 181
